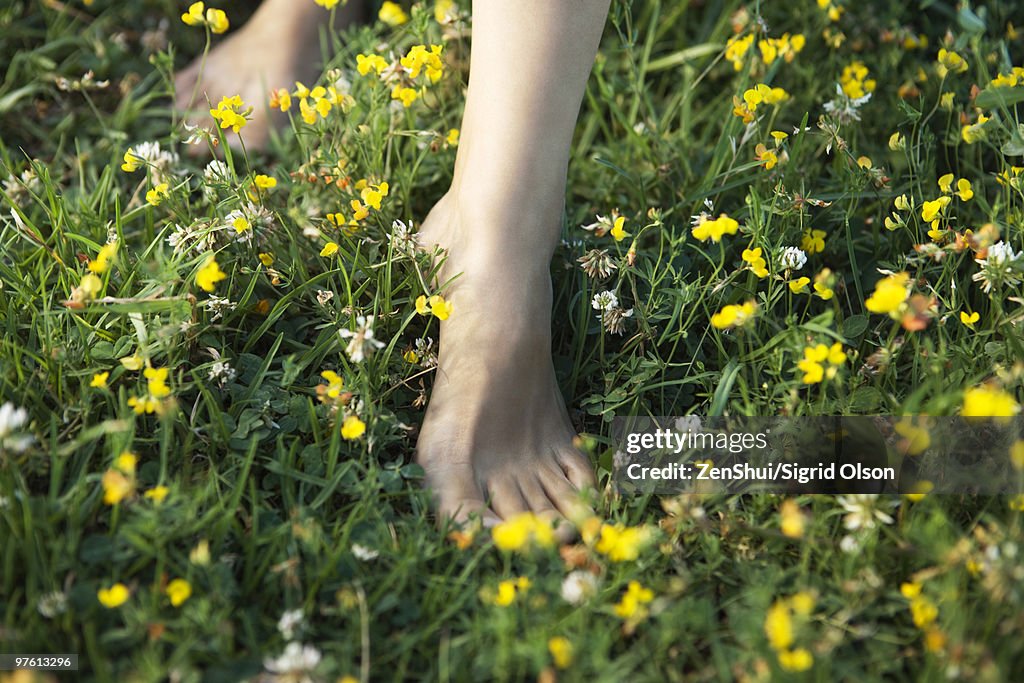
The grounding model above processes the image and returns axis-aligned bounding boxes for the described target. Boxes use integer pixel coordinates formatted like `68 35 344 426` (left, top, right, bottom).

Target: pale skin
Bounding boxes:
176 0 613 530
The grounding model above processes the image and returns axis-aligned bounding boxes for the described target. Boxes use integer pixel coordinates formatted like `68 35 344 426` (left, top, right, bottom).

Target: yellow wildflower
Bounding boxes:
779 500 805 538
610 215 629 242
789 276 810 294
196 254 227 292
595 523 651 562
181 3 229 33
613 581 654 620
956 178 974 201
144 486 169 503
97 583 129 608
961 385 1019 420
865 272 910 315
492 512 556 552
691 213 739 243
778 648 813 672
102 469 133 505
801 229 826 254
341 415 366 440
378 1 408 26
88 241 118 274
166 578 192 607
209 95 249 133
121 148 141 172
764 600 794 650
936 48 968 76
356 54 388 76
90 371 109 389
146 183 170 206
710 301 756 330
548 637 574 670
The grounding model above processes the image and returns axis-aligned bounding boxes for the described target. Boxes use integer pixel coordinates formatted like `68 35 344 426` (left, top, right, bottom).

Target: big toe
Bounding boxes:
429 470 500 528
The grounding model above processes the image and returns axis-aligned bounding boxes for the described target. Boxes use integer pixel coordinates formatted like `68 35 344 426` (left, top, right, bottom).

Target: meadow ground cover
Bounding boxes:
2 0 1024 680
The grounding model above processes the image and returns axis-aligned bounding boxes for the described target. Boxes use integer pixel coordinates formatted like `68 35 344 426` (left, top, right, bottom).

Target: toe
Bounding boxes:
486 477 529 520
427 469 500 528
558 448 597 491
519 477 574 542
541 464 596 523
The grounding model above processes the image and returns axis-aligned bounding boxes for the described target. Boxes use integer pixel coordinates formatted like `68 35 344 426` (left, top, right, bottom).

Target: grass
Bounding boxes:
2 0 1024 680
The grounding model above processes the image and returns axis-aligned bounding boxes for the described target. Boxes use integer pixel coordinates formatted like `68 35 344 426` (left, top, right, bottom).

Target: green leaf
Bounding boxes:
842 315 870 339
974 86 1024 110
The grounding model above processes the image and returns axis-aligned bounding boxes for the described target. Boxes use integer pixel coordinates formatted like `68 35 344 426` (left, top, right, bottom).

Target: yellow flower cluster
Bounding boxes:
181 2 229 34
593 522 653 562
936 48 968 77
196 254 227 293
209 95 250 134
742 247 769 278
128 367 172 415
416 294 453 321
378 1 408 26
692 213 739 243
961 113 989 144
839 61 876 99
146 183 170 207
613 580 654 621
485 576 531 607
88 241 118 274
121 148 141 172
797 342 847 384
710 301 757 330
961 384 1019 421
864 272 909 316
724 35 754 71
394 44 445 107
758 33 806 65
900 582 945 652
491 512 556 552
724 32 805 71
816 0 844 22
732 83 789 123
801 229 826 255
764 593 816 672
990 66 1024 88
102 452 137 505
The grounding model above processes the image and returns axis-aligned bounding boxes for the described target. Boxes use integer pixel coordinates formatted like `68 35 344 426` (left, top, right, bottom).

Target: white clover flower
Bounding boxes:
204 296 236 322
389 219 418 257
973 241 1022 292
823 83 872 122
263 642 321 681
0 402 32 453
779 246 807 271
131 140 179 181
560 570 599 605
674 415 703 433
276 609 304 640
37 591 68 618
351 544 379 561
591 291 619 313
988 241 1016 264
839 534 861 554
339 315 385 363
208 361 236 388
837 494 897 531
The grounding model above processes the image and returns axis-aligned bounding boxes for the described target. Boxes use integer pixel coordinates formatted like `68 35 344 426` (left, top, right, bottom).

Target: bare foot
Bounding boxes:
174 0 356 151
415 193 597 532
